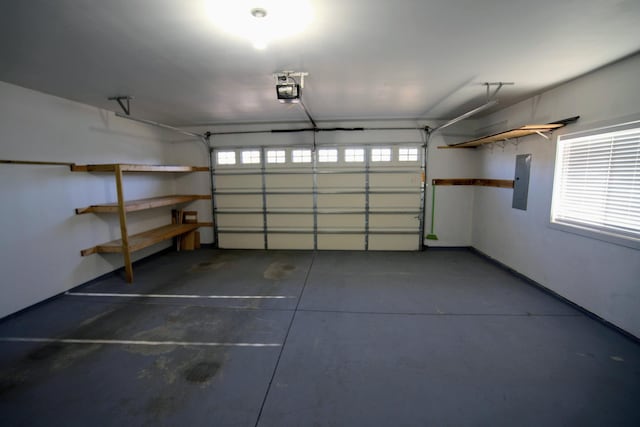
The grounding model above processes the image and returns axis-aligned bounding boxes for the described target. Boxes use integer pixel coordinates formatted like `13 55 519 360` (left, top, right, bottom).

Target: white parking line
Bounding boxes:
65 292 295 299
0 337 281 347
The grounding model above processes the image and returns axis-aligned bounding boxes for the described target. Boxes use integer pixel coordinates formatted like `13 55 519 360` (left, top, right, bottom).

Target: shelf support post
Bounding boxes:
114 165 133 283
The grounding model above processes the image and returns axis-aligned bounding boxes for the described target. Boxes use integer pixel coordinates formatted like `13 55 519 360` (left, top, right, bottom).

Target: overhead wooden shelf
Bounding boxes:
75 194 211 214
71 163 209 172
438 117 579 149
81 223 204 256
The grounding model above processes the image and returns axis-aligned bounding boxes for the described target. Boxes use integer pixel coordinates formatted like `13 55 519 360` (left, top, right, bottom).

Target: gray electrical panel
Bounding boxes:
512 154 531 210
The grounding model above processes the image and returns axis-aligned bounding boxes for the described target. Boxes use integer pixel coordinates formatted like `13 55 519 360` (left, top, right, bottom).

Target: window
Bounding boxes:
318 148 338 163
551 121 640 247
292 149 312 163
344 148 364 162
267 150 286 164
399 147 419 161
371 148 391 162
241 150 261 164
217 151 236 165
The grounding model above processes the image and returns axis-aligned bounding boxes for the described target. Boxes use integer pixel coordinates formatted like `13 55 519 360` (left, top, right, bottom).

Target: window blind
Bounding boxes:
551 123 640 243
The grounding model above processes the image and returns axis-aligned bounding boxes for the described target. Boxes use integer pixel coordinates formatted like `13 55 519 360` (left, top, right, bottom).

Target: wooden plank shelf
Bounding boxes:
432 178 514 188
81 223 205 256
438 117 579 149
71 163 209 172
75 194 211 214
438 124 563 149
73 162 211 282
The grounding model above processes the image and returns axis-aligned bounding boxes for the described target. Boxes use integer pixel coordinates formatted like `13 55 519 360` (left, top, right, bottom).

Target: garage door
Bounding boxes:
212 144 425 250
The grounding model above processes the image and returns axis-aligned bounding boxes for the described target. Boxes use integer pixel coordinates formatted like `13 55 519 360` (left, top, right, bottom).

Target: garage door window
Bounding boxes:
345 148 364 162
217 151 236 165
318 149 338 163
267 150 286 164
399 147 418 161
371 148 391 162
241 150 261 164
292 149 312 163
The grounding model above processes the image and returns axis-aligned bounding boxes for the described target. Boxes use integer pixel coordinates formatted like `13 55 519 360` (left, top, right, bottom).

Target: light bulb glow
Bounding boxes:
207 0 314 49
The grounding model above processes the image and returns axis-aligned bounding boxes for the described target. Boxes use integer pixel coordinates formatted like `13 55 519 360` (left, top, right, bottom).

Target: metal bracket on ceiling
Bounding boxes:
484 82 514 102
273 71 309 88
108 96 133 116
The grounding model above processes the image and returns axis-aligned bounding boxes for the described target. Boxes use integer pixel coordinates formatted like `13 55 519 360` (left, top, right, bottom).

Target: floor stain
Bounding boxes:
264 261 296 280
188 253 238 272
183 361 220 384
78 308 118 328
0 380 19 396
145 395 181 417
27 343 64 361
53 344 102 370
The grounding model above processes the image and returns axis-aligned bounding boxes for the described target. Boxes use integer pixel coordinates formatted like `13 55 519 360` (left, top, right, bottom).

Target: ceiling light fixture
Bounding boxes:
251 7 267 18
207 1 314 50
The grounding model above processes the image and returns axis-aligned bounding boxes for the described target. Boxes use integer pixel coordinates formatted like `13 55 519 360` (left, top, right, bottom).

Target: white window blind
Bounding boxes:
551 122 640 246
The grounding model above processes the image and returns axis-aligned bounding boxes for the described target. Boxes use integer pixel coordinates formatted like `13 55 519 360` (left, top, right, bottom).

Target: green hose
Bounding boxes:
426 184 438 240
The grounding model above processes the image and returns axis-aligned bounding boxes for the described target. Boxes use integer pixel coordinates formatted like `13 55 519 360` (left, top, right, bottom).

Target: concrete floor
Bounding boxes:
0 249 638 426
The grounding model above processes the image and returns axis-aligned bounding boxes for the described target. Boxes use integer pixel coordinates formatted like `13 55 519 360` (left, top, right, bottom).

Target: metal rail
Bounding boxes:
213 168 422 176
214 190 421 195
217 229 419 235
215 209 421 215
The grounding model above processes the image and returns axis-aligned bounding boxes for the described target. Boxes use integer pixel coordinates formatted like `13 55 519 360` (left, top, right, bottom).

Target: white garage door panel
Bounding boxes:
318 214 365 228
317 194 366 207
218 233 264 249
369 194 420 209
216 195 262 208
267 195 313 208
318 174 365 187
369 234 419 251
212 145 424 251
318 234 365 250
266 175 313 188
268 234 314 250
370 214 419 228
217 214 263 228
216 175 261 188
370 173 421 188
267 214 313 228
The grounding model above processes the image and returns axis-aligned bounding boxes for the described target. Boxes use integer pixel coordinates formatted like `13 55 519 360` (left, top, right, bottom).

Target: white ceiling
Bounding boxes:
1 0 639 126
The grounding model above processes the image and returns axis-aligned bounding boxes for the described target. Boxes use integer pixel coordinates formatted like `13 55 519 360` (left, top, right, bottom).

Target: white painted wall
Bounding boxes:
0 81 181 319
168 120 479 247
472 54 640 337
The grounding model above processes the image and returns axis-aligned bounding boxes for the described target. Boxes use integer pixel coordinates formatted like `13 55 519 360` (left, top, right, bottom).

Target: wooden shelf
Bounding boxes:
438 117 580 149
76 194 211 214
71 163 209 172
81 223 204 256
439 124 563 149
74 161 211 282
